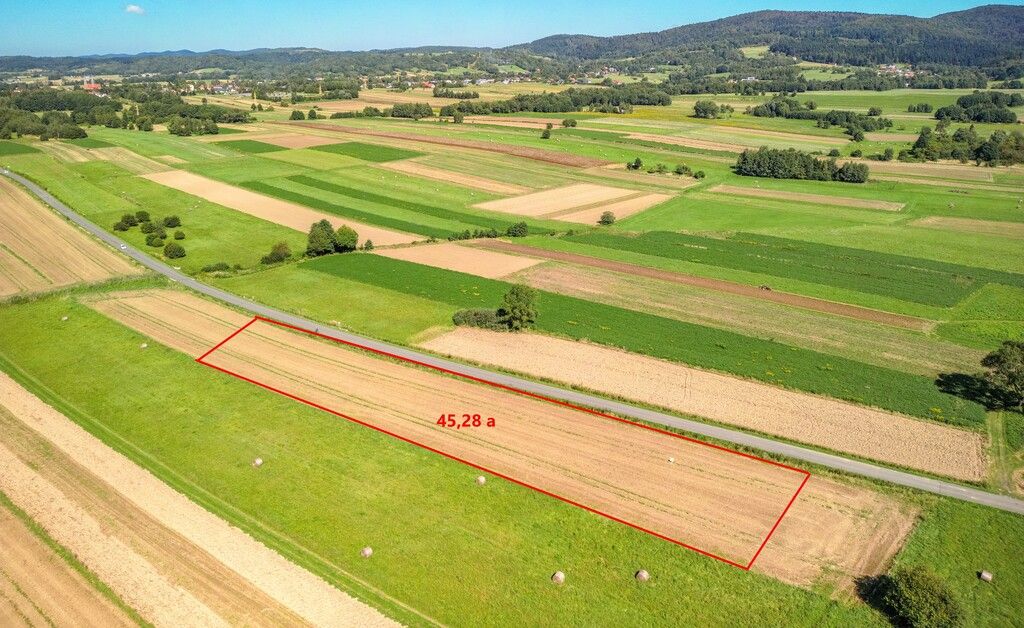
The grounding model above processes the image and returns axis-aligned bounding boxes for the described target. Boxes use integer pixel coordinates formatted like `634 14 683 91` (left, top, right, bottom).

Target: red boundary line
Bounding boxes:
196 316 811 570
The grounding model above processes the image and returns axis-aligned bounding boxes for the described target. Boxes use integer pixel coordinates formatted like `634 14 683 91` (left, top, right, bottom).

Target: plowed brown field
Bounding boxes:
0 177 141 298
88 289 916 588
421 328 987 481
474 183 638 217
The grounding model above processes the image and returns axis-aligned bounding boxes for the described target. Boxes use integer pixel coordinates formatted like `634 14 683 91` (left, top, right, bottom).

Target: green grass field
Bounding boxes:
0 140 40 155
217 139 286 153
312 141 425 162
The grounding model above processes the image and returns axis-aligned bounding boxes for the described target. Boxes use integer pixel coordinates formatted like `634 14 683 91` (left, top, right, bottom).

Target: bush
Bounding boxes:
121 213 139 227
162 215 181 228
498 284 537 331
361 240 374 250
674 164 692 176
452 308 504 330
113 221 129 231
335 225 359 252
598 211 615 225
506 222 528 238
882 565 964 628
135 210 150 222
139 221 156 234
260 241 292 265
851 149 863 157
828 149 841 157
540 129 551 139
174 230 185 240
289 110 306 120
145 234 164 247
626 157 643 171
562 118 577 127
868 106 883 116
307 109 318 120
201 262 231 272
163 242 186 259
694 170 705 179
306 219 337 256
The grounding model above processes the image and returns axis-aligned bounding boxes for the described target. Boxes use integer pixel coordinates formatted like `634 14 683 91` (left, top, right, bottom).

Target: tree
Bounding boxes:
674 164 692 175
561 118 577 127
335 225 358 252
497 285 537 331
162 215 181 228
540 128 551 139
506 222 528 238
626 157 643 171
260 241 292 264
693 100 720 119
361 240 374 250
163 242 186 259
868 106 883 116
982 340 1024 410
453 112 464 123
307 108 318 120
598 211 615 225
135 210 150 222
289 110 306 121
174 230 185 240
145 233 163 247
545 122 553 130
694 170 705 179
306 219 337 256
121 213 139 227
882 147 895 161
882 565 964 628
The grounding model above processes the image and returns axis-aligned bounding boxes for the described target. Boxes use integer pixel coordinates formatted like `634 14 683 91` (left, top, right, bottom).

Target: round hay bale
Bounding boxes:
252 457 263 468
979 570 993 583
140 343 148 349
476 475 486 486
667 456 675 464
61 316 69 321
635 569 650 582
551 571 565 585
361 546 373 559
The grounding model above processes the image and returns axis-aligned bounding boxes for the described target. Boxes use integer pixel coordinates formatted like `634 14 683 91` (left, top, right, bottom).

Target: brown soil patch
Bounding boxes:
516 263 979 377
474 183 637 217
710 184 905 211
291 122 610 168
554 192 671 224
141 170 418 246
913 216 1024 239
375 242 543 278
0 369 398 628
420 328 987 481
93 290 822 573
476 240 929 330
838 159 994 181
625 132 747 153
377 160 531 195
0 506 134 627
0 177 141 298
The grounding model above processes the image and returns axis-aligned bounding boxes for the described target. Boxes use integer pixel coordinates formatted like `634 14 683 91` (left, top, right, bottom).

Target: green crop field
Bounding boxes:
217 139 286 153
0 140 40 155
312 141 425 162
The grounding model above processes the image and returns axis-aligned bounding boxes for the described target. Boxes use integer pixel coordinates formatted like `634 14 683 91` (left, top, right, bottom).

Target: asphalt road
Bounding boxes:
5 168 1024 516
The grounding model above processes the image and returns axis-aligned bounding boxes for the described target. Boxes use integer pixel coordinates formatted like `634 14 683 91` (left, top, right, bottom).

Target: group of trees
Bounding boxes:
432 86 479 99
693 100 734 119
907 103 934 113
735 147 869 182
626 157 705 178
907 125 1024 166
306 219 362 256
452 284 537 332
440 84 672 117
112 211 186 258
167 116 220 136
934 91 1022 123
749 96 892 140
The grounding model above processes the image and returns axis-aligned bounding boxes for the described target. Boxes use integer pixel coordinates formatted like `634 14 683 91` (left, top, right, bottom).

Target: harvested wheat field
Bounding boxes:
708 126 848 146
912 216 1024 239
838 159 994 181
91 289 812 570
587 164 712 187
141 170 418 246
34 141 95 163
0 370 398 628
624 132 748 153
293 122 610 168
553 192 671 224
375 242 543 278
420 328 987 481
377 159 531 195
710 184 904 211
93 147 170 175
154 154 187 164
463 116 560 130
474 183 638 217
476 240 929 330
0 177 140 298
0 505 135 627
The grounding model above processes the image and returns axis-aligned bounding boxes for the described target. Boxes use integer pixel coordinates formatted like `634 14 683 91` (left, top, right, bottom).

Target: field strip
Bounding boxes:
869 175 1022 192
374 242 544 278
92 147 171 174
473 240 930 330
838 159 994 181
624 132 748 153
33 141 95 163
553 192 673 224
0 177 141 298
89 289 811 570
140 170 419 246
709 184 905 211
0 370 399 627
255 133 341 149
474 183 637 217
0 504 135 626
865 133 920 142
911 216 1024 239
289 122 612 168
583 165 710 188
421 328 986 481
376 159 532 195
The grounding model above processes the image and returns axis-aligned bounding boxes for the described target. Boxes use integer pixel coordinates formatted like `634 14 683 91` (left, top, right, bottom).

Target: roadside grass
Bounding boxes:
0 295 882 627
312 142 424 162
0 489 150 627
305 254 986 426
563 231 1024 308
218 139 286 153
0 140 40 155
936 284 1024 350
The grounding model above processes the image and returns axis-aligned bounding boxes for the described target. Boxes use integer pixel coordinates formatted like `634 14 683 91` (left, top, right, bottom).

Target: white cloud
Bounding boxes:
125 4 145 15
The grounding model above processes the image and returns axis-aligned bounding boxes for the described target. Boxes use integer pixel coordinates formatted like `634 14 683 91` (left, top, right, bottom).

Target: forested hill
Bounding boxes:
519 5 1024 67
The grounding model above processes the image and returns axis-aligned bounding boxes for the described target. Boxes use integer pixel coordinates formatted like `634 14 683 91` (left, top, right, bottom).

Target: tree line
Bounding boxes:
735 147 869 183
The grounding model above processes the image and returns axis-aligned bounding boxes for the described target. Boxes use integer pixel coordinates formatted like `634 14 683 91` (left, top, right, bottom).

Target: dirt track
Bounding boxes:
88 289 916 587
0 370 398 628
292 122 611 168
710 184 904 211
0 177 141 298
141 170 418 246
474 240 929 330
421 328 986 481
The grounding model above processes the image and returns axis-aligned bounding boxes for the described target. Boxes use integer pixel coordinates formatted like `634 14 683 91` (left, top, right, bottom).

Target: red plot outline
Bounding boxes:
196 315 811 570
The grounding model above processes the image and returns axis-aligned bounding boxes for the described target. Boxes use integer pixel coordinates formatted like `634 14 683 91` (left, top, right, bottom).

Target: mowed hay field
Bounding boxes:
141 169 419 246
709 184 905 212
0 177 140 298
474 183 672 224
421 329 987 480
86 288 915 587
375 242 543 279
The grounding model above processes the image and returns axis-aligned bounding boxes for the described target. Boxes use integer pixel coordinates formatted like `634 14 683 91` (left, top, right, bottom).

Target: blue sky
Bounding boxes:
1 1 1015 56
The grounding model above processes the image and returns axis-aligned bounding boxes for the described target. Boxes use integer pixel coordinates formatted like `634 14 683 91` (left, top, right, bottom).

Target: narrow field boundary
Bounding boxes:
473 240 930 330
709 184 905 211
912 216 1024 239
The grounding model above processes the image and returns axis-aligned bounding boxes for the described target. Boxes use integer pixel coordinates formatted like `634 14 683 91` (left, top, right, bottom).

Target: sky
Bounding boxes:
1 0 1017 57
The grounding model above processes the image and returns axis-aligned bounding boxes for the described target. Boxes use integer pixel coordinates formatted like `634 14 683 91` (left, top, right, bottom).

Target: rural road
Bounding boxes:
5 168 1024 516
